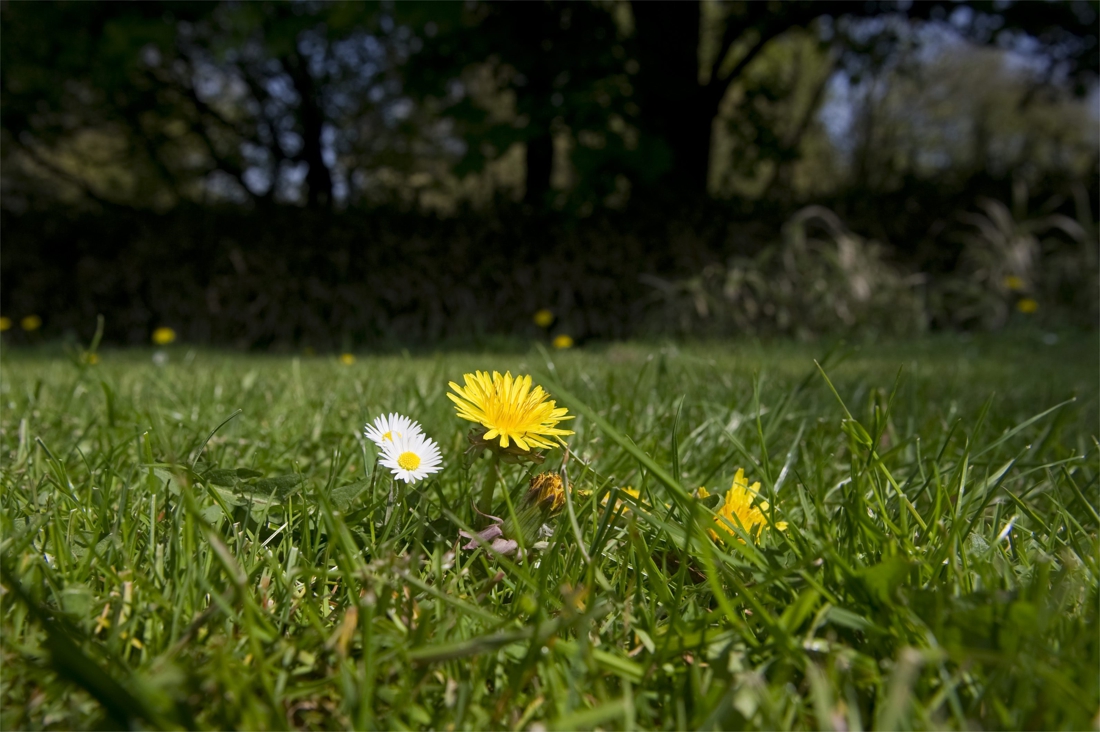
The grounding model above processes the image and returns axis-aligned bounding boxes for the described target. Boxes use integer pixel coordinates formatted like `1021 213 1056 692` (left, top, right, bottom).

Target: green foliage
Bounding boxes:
398 1 637 207
1 336 1097 729
934 183 1099 330
645 206 928 338
1 1 401 209
653 195 1099 339
2 1 1095 212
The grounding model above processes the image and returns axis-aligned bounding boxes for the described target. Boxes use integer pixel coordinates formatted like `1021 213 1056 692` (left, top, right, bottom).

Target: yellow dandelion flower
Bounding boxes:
21 315 42 332
533 309 554 328
340 353 356 365
152 327 176 345
448 370 574 451
1016 298 1038 314
1003 275 1025 292
602 487 642 514
704 469 787 542
0 317 11 332
552 334 574 349
83 352 100 366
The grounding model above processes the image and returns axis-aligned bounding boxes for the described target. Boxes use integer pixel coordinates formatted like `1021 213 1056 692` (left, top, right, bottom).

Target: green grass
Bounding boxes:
2 334 1097 730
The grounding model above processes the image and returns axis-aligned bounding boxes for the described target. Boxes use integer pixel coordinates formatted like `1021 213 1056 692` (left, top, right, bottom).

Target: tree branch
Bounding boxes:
240 67 290 165
705 6 825 110
237 67 289 201
172 82 255 195
759 48 837 200
708 23 787 106
115 79 186 200
14 137 123 209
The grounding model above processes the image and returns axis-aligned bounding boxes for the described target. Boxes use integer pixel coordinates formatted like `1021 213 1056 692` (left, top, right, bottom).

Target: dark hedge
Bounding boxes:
1 203 741 349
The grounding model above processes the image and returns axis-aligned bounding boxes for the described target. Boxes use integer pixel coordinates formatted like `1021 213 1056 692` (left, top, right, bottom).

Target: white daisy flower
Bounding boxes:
379 430 443 484
364 412 423 450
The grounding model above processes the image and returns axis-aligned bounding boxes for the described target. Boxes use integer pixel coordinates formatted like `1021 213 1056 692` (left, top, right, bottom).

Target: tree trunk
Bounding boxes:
630 1 715 198
664 96 718 196
524 133 554 205
503 2 557 207
283 49 333 209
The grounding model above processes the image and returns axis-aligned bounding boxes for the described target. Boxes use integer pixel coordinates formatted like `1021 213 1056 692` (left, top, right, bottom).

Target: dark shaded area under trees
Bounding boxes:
2 1 1097 347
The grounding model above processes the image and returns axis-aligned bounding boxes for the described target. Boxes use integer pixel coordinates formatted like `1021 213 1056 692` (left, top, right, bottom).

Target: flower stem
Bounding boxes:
477 452 501 524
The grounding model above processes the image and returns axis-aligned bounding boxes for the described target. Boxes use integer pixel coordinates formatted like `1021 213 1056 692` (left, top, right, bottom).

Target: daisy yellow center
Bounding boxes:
397 451 420 471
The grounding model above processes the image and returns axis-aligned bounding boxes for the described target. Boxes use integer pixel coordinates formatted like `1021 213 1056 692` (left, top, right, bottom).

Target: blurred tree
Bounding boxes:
398 0 1096 208
708 29 842 203
846 42 1098 190
0 1 423 210
400 1 634 208
629 0 1098 199
1 2 205 208
2 0 1096 211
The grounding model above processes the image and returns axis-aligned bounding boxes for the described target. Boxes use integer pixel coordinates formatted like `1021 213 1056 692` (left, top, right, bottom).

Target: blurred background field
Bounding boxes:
1 1 1097 348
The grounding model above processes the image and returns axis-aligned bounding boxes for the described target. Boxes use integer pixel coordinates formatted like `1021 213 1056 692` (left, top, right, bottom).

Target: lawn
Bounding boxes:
1 334 1097 730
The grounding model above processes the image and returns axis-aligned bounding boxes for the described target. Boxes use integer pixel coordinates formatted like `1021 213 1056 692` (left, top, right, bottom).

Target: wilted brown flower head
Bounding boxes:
527 472 566 513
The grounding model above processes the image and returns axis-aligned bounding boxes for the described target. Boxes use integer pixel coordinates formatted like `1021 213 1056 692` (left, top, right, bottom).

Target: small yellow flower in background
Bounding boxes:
0 317 11 332
152 327 176 345
21 315 42 332
1016 298 1038 314
448 370 574 451
533 309 554 328
340 353 356 365
83 353 100 366
702 468 787 542
1003 275 1025 291
552 334 574 349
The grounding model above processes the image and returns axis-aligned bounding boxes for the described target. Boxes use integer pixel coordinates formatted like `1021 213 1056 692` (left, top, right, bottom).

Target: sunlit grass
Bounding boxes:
1 334 1097 730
